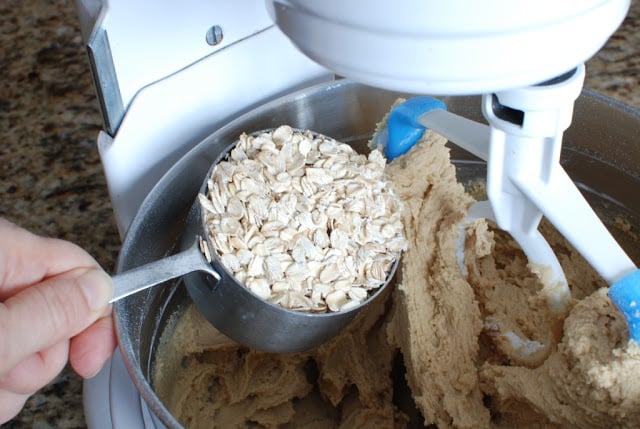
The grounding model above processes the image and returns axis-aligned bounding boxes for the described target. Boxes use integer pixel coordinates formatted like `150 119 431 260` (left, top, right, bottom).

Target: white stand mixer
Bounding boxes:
75 1 640 427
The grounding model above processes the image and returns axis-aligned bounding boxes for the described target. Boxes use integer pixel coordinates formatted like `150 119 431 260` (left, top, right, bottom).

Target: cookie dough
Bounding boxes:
153 127 640 428
154 281 402 428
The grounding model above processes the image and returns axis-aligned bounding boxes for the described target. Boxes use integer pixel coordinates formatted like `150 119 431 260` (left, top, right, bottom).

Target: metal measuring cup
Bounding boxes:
111 131 400 353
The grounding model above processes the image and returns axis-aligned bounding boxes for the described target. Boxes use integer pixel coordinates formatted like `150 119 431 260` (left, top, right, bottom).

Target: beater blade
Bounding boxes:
374 63 640 341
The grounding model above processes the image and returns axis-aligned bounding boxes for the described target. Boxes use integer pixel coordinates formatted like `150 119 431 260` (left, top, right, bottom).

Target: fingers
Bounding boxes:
0 219 117 424
0 315 117 402
0 315 117 394
0 390 30 425
0 267 113 376
0 218 100 298
69 314 117 378
0 341 68 425
0 341 69 394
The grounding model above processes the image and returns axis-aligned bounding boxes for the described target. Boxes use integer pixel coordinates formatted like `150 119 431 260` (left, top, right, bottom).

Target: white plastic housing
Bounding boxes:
266 0 630 94
80 0 332 235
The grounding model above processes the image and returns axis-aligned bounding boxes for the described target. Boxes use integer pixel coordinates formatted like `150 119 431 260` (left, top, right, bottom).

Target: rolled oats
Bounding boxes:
200 125 406 312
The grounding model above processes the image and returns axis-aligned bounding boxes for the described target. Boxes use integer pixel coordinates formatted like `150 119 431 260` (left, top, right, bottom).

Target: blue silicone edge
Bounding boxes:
385 97 447 160
609 269 640 342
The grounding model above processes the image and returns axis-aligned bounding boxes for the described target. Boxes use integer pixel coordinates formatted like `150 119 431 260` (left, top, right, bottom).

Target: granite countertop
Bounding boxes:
1 0 639 428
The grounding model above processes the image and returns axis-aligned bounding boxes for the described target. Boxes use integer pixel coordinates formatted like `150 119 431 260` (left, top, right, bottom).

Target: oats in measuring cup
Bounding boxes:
198 125 406 312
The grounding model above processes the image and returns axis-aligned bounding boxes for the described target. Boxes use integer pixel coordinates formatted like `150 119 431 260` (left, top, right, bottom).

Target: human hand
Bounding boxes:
0 218 116 424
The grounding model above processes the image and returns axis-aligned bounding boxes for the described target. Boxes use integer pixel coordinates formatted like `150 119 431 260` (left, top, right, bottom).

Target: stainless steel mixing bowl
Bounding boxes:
114 80 640 428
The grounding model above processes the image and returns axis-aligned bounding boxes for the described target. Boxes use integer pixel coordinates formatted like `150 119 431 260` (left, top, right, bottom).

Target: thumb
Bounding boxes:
0 267 113 376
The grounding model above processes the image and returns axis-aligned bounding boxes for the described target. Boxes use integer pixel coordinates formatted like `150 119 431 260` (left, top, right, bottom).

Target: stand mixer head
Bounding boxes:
265 0 630 94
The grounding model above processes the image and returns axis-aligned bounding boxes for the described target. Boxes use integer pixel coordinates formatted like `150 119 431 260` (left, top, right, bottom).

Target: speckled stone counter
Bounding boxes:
0 0 639 428
1 0 119 428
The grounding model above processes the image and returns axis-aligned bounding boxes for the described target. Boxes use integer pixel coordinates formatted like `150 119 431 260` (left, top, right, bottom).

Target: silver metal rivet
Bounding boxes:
206 25 223 46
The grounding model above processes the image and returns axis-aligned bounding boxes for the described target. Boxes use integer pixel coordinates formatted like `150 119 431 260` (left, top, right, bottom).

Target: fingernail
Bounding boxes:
80 269 114 312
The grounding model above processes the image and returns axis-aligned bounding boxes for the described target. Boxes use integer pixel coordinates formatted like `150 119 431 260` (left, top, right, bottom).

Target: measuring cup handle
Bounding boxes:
110 241 220 303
